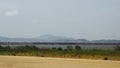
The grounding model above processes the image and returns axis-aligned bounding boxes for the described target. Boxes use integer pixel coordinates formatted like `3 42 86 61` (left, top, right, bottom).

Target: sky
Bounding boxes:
0 0 120 40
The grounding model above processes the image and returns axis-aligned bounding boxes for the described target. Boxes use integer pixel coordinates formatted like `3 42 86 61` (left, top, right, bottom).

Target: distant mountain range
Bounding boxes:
0 35 120 43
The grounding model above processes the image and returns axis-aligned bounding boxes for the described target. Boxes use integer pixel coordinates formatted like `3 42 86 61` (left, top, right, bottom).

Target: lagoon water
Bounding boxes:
35 45 115 49
2 44 116 49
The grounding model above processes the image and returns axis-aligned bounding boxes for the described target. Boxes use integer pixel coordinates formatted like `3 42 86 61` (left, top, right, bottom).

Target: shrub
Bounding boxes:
57 47 63 51
104 57 108 60
66 46 73 50
52 47 56 50
75 46 81 50
114 45 120 51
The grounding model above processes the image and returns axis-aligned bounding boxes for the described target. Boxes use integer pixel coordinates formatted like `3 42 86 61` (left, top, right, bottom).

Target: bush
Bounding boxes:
114 45 120 51
75 46 81 50
52 47 56 50
104 57 108 60
66 46 73 50
57 47 63 51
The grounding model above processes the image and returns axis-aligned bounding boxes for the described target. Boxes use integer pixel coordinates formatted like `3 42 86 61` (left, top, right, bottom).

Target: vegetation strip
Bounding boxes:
0 45 120 61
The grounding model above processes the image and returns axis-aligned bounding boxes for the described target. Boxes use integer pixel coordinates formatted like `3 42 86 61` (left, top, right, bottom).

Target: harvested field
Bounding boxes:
0 56 120 68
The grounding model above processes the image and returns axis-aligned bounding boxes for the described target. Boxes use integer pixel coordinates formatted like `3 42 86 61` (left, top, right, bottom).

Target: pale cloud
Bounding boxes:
0 11 1 14
32 19 39 24
4 10 19 16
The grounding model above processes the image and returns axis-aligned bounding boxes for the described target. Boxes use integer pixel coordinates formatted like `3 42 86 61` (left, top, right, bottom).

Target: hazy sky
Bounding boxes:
0 0 120 40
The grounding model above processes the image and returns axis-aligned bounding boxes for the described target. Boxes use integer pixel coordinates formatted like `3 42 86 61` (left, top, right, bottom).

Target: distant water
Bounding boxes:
35 45 115 49
2 44 116 49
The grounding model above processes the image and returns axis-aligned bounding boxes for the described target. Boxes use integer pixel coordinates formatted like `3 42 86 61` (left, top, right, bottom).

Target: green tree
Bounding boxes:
57 47 63 51
114 45 120 51
75 46 81 50
66 46 73 50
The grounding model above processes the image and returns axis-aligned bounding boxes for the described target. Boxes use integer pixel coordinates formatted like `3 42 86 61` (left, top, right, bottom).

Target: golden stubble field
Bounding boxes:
0 56 120 68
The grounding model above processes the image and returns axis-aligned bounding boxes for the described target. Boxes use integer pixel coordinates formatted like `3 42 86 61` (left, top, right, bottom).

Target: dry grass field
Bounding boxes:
0 56 120 68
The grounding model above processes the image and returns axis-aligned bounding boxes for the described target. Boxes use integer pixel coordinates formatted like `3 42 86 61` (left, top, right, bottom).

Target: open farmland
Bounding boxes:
0 56 120 68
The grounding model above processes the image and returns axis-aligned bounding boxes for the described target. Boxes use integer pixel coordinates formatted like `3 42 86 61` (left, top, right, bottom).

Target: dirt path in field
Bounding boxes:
0 56 120 68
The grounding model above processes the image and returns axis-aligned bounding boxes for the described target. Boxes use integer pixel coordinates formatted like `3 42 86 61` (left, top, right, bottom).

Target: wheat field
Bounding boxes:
0 56 120 68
